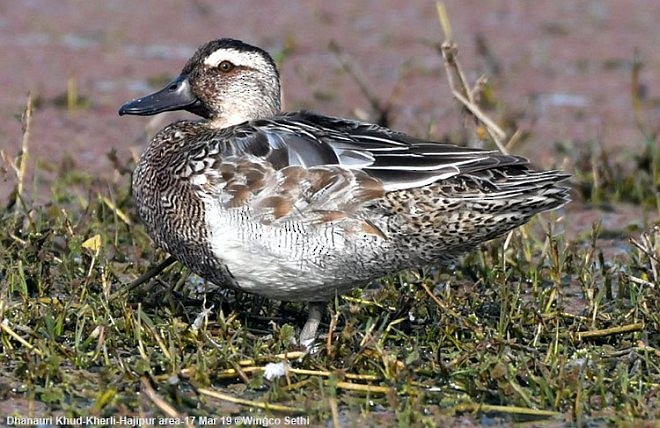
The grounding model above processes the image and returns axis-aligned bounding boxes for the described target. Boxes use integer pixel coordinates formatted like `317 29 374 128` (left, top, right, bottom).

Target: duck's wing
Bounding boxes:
183 111 567 231
229 111 534 192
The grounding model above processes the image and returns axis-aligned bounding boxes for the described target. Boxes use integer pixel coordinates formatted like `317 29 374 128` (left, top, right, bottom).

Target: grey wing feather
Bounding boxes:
226 111 536 192
189 111 568 229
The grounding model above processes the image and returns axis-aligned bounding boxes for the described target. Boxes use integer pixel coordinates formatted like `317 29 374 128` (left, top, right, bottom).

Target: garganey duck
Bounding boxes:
119 38 570 346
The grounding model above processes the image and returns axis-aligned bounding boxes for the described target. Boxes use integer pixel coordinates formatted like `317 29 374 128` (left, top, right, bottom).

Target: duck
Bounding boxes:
119 38 570 346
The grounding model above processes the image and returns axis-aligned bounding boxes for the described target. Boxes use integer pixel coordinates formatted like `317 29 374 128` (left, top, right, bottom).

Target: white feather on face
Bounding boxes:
204 48 271 71
197 46 281 128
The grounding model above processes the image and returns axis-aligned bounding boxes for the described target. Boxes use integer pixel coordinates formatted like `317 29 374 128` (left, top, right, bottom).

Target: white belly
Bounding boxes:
204 201 353 301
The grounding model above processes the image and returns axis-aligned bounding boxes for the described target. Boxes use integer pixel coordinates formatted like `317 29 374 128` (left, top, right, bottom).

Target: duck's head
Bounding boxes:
119 38 281 128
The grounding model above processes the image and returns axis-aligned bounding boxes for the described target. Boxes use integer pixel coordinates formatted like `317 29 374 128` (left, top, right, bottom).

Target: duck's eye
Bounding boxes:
218 60 235 72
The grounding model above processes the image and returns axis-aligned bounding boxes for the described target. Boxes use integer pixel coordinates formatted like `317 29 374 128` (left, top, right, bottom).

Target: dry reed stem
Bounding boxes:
0 320 43 356
326 309 340 354
333 381 392 394
329 395 340 428
101 195 132 225
450 402 562 417
140 376 194 428
14 93 33 214
288 368 379 381
436 2 514 154
576 323 644 340
197 388 304 413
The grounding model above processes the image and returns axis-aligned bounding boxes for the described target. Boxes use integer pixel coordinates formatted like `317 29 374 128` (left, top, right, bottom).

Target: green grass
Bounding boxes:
0 123 658 427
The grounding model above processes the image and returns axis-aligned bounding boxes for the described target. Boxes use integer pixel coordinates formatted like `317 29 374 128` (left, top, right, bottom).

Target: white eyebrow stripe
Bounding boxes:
204 48 262 67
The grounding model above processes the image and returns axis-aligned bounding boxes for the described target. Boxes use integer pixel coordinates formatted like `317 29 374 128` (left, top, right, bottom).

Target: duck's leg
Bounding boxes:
300 302 324 348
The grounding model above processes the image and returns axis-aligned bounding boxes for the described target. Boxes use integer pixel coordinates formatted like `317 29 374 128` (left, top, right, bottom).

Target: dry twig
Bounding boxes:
140 376 194 428
435 2 513 154
197 388 304 413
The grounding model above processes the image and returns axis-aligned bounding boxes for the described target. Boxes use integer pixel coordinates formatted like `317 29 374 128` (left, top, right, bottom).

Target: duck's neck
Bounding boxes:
207 110 256 128
208 95 282 129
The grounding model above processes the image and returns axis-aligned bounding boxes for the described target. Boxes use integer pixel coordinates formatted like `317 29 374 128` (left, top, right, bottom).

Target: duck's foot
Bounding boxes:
299 302 324 349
